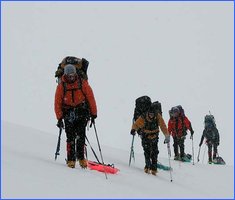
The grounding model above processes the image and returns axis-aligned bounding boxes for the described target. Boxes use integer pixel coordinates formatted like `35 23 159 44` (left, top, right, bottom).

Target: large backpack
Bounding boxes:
169 105 185 119
151 101 162 116
204 114 216 129
56 57 91 118
55 56 89 83
133 96 152 121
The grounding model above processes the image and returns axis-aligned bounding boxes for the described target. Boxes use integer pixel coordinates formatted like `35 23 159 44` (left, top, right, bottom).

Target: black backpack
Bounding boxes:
151 101 162 116
169 105 185 118
204 114 216 129
133 96 152 121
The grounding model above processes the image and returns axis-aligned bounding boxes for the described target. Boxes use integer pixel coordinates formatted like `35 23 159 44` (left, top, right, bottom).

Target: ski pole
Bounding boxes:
129 135 135 166
93 123 108 180
202 144 206 164
197 146 201 162
166 142 173 182
85 136 101 164
191 135 195 165
55 127 62 160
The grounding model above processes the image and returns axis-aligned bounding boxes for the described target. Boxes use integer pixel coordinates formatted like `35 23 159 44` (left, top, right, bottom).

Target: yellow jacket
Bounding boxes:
132 113 169 138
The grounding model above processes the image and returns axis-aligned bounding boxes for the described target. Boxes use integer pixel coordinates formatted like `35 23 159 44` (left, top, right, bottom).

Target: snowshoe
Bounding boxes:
180 154 192 162
212 157 226 165
157 162 172 171
87 161 119 174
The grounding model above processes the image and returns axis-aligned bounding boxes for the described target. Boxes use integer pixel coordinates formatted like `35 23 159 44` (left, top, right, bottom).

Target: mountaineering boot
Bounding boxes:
144 166 150 174
67 161 76 168
79 159 87 169
151 169 157 176
213 153 216 160
174 156 179 160
208 152 212 164
208 157 213 164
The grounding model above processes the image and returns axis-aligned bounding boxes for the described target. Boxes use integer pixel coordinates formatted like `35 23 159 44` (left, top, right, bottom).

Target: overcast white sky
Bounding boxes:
2 2 234 164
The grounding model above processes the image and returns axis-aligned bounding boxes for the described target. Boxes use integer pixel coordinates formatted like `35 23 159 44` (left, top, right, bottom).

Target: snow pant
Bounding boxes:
173 137 185 158
63 105 89 162
207 140 218 161
141 135 159 171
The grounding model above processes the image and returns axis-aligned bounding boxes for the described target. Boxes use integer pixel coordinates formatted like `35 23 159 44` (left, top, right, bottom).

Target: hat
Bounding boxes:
64 64 76 75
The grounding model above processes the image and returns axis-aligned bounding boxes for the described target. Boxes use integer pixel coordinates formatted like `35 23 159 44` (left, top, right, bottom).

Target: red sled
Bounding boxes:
87 161 119 174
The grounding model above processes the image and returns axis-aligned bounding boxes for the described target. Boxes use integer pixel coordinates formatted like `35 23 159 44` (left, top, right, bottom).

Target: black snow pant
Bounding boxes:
141 135 159 171
173 136 185 158
63 105 89 162
207 140 218 161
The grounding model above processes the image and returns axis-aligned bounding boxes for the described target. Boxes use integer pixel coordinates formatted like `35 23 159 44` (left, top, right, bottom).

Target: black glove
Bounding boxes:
190 130 194 139
217 142 220 146
199 142 202 147
91 115 97 123
164 135 170 144
130 129 136 136
90 115 97 127
57 118 64 129
190 129 194 136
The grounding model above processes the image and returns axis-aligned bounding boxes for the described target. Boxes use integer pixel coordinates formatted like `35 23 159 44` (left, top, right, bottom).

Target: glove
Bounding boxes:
190 129 194 136
91 115 97 123
57 118 64 129
164 135 170 144
130 129 136 136
199 142 202 147
190 130 194 139
90 115 97 127
217 142 219 146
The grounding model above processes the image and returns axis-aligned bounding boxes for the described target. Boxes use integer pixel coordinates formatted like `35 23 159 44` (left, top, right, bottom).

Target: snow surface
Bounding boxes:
2 121 234 199
1 1 234 199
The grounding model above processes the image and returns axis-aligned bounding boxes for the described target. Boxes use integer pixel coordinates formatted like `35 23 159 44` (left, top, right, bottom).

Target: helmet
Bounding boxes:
64 64 77 83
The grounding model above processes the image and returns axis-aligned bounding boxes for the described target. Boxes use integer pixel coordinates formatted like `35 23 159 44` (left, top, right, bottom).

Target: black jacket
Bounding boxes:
199 127 220 146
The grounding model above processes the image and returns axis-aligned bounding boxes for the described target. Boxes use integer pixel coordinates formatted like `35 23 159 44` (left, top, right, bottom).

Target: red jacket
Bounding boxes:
54 75 97 120
168 116 192 138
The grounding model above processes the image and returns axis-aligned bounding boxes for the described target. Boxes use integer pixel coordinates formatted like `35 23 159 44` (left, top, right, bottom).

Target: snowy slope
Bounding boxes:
2 121 233 199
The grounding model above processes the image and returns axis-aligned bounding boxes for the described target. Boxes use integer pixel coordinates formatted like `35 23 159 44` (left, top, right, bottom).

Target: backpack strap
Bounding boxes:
63 77 83 97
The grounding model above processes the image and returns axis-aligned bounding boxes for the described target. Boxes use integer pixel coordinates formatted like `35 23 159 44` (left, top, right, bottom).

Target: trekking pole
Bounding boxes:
197 146 201 163
166 142 173 182
129 135 135 166
55 127 62 160
202 144 206 164
93 123 108 179
191 136 195 165
85 136 101 164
